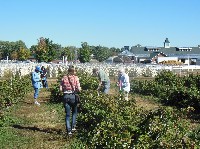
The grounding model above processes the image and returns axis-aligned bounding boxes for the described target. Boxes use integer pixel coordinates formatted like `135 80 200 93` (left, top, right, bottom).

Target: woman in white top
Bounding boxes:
117 67 130 101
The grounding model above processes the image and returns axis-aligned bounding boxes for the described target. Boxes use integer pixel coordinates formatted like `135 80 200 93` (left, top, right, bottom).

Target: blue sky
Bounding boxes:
0 0 200 48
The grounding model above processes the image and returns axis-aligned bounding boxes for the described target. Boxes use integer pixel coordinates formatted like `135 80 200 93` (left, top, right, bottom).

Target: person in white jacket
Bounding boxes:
117 67 130 101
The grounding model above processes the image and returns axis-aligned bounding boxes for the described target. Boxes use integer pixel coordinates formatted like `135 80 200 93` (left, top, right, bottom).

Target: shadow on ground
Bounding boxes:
12 124 64 135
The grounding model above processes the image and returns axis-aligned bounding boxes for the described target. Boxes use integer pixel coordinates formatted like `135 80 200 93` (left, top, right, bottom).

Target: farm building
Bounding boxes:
119 38 200 65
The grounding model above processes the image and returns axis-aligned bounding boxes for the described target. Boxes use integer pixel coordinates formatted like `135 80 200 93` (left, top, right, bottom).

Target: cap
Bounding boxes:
35 66 41 71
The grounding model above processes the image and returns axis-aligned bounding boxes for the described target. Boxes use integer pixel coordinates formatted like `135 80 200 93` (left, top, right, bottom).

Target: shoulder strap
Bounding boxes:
67 76 75 91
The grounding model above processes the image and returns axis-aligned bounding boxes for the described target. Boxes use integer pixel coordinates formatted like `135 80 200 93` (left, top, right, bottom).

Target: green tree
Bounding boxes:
60 46 77 61
0 41 11 59
110 47 121 56
0 40 27 60
34 37 60 62
17 48 30 61
69 46 78 61
93 45 111 62
10 50 18 60
14 40 27 50
29 45 37 59
79 42 91 63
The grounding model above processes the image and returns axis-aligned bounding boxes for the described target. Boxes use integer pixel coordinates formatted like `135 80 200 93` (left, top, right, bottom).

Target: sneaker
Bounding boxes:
72 127 76 132
68 131 72 135
125 97 129 101
34 101 40 106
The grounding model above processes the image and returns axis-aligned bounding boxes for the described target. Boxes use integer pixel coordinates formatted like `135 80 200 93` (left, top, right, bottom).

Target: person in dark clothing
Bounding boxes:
41 66 48 88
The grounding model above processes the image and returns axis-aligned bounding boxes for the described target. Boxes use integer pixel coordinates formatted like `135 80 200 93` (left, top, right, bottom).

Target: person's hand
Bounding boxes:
59 86 63 92
116 82 119 86
78 87 82 92
97 84 101 90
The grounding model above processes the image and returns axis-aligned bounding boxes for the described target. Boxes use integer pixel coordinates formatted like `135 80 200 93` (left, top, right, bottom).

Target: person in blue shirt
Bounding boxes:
31 66 42 106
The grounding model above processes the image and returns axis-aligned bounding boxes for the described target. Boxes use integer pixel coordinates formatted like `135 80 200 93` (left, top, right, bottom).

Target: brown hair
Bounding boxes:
68 66 76 75
92 68 99 73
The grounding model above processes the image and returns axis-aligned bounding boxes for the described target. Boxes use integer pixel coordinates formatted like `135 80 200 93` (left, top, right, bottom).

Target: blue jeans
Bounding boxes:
103 81 110 94
42 79 48 88
34 88 39 99
64 102 77 132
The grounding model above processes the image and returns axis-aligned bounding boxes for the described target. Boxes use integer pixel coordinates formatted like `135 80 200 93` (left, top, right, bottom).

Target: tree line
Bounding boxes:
0 37 122 63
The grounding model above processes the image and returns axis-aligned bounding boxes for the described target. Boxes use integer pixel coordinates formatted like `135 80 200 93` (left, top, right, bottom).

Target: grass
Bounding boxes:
0 127 34 149
0 80 71 149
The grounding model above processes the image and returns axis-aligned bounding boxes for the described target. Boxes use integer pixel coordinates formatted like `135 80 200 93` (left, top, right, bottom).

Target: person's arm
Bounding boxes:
60 78 63 92
32 72 40 82
98 70 106 88
44 70 47 77
117 74 121 86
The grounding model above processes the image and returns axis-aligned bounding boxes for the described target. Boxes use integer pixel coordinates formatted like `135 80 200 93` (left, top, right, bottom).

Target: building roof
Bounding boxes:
118 50 135 56
149 52 167 59
129 46 200 59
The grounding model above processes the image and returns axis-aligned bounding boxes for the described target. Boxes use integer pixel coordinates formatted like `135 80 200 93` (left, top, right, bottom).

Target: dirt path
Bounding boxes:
7 89 69 149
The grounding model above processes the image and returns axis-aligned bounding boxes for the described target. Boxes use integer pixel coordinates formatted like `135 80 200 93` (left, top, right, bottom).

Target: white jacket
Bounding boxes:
118 73 130 92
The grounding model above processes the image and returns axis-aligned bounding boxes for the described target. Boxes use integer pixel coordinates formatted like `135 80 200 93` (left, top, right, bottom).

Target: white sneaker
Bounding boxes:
34 101 40 106
125 97 129 101
68 131 72 135
72 127 76 132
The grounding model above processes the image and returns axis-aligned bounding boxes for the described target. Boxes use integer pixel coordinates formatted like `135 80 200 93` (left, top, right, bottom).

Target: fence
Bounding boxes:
1 62 200 78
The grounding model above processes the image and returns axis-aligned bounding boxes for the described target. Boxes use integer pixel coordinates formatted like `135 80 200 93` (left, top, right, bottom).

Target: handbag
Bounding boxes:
75 94 80 104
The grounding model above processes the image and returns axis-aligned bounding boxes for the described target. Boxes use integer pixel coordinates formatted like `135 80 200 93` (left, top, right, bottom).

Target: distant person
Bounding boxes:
92 68 110 94
41 66 48 88
31 66 43 106
60 66 81 135
117 67 130 101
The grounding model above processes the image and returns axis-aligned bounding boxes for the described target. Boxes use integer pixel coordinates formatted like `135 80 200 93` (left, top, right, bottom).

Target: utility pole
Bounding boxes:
188 55 190 76
75 49 77 64
6 55 9 63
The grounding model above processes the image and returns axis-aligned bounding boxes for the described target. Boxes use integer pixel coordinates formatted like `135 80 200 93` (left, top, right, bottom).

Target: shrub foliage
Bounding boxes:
50 70 200 148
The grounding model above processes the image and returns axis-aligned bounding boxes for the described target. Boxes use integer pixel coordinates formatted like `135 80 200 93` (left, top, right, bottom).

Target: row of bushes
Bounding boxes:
50 70 200 148
0 74 32 109
76 90 199 148
131 70 200 113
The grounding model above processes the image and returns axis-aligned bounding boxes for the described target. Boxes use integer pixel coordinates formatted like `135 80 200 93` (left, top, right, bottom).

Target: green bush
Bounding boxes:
76 90 198 148
130 70 200 113
49 69 200 148
0 74 32 108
